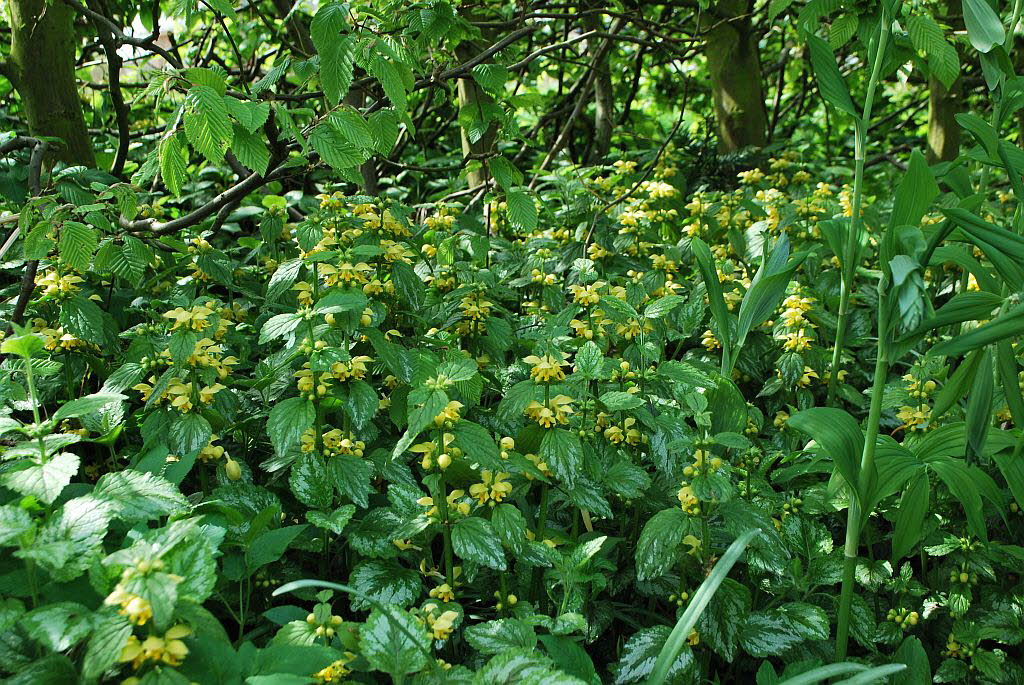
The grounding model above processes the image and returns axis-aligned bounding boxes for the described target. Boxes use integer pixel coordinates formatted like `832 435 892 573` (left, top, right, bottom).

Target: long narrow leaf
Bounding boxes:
691 237 732 353
645 528 760 685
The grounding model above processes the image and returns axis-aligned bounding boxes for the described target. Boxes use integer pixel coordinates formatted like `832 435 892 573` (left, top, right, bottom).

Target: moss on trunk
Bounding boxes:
7 0 95 166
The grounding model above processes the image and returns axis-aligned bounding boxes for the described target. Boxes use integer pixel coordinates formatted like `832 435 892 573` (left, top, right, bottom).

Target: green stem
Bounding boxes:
23 353 47 463
827 8 891 406
435 450 454 587
835 279 890 659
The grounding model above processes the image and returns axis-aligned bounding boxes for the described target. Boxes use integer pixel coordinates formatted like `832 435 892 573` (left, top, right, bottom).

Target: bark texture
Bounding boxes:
704 0 768 152
6 0 96 166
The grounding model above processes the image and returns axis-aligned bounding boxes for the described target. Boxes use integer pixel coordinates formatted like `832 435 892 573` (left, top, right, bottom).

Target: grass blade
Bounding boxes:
645 528 760 685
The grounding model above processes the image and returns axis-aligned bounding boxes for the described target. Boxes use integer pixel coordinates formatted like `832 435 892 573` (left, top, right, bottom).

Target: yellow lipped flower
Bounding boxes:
523 352 568 383
469 471 513 506
428 610 459 641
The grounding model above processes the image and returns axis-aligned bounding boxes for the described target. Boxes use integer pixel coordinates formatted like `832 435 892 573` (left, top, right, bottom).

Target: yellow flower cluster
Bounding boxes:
469 471 513 506
776 293 816 352
422 604 459 641
36 270 84 297
524 353 568 383
162 304 215 332
104 586 153 626
119 625 191 669
313 653 357 683
525 395 574 428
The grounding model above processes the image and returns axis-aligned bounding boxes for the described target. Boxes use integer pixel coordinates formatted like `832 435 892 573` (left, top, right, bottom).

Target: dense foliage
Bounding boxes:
3 0 1024 683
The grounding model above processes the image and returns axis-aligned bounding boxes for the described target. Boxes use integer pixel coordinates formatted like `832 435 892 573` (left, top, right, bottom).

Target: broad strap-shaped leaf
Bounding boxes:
788 408 864 498
805 33 858 117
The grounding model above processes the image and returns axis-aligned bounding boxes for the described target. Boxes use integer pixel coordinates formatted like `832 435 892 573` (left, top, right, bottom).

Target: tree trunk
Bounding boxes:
456 6 497 189
585 12 614 163
6 0 95 166
927 75 961 163
703 0 768 152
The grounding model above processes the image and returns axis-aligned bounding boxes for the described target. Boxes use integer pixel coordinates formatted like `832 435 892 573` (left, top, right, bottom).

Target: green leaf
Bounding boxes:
246 524 307 571
169 412 212 455
368 109 400 155
329 454 374 508
600 390 644 411
366 56 408 112
647 529 759 685
806 32 858 117
740 604 828 658
267 397 316 456
452 421 503 470
61 295 106 345
965 348 993 458
290 453 333 510
54 392 124 421
644 295 684 319
506 190 538 232
788 407 864 498
892 472 929 561
891 150 939 230
93 469 188 522
931 304 1024 357
159 133 189 196
232 124 270 175
349 559 422 609
614 626 693 685
184 85 233 164
22 602 93 652
963 0 1005 53
696 578 751 662
488 156 523 191
539 428 582 487
58 221 97 271
993 450 1024 512
930 458 986 540
465 618 537 654
329 109 374 148
1 452 79 504
359 606 430 676
828 14 858 49
691 237 732 352
225 98 270 133
907 15 960 88
307 504 355 534
452 516 506 570
82 615 133 680
635 508 689 582
0 505 33 546
310 122 369 171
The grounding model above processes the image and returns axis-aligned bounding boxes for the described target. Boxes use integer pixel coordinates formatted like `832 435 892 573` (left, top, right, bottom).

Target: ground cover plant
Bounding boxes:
2 0 1024 682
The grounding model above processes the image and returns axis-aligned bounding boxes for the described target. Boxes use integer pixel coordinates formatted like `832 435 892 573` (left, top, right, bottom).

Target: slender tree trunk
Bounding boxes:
703 0 768 152
585 12 614 163
456 6 497 189
6 0 96 166
927 75 961 163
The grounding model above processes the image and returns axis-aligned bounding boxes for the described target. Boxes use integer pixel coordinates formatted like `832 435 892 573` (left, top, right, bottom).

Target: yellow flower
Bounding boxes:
430 583 456 602
428 610 459 641
119 625 191 669
525 395 574 428
162 305 214 331
313 654 356 683
523 353 568 383
166 380 194 412
104 585 153 626
897 405 930 432
701 330 720 351
469 471 513 506
292 282 314 306
677 484 699 515
434 400 463 427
